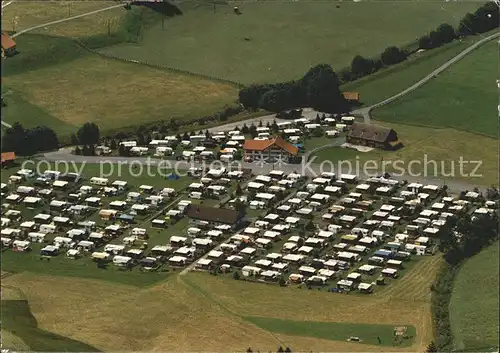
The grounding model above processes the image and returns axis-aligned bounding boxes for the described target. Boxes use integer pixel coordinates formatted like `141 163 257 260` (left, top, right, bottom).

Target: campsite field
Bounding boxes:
0 161 197 286
309 122 499 187
373 41 498 138
449 241 500 352
98 1 478 84
1 254 442 352
2 35 238 134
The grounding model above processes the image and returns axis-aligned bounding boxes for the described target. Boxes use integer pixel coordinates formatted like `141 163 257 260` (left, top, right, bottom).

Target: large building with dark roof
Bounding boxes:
186 205 245 226
346 122 402 150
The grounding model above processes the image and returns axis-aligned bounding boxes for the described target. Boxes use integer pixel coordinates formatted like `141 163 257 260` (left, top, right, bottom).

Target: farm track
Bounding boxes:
353 31 500 123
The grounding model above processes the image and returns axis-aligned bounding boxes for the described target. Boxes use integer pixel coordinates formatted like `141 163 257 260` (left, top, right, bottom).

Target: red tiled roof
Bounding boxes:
243 139 274 151
1 152 16 163
243 136 298 155
343 92 360 101
1 33 16 50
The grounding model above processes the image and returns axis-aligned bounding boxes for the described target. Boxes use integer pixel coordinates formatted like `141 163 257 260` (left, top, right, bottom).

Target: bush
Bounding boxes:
233 271 241 280
380 46 407 65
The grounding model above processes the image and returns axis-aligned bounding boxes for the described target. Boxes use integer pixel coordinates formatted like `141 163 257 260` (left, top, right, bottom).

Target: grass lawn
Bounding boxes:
449 241 500 352
1 161 203 286
1 1 125 38
98 1 477 84
373 41 498 137
310 146 374 165
309 122 499 186
1 86 75 136
2 35 238 134
245 316 416 347
2 300 101 352
341 35 483 106
1 330 31 351
0 273 292 352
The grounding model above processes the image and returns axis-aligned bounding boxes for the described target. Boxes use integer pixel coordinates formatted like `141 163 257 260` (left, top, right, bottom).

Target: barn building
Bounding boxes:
346 122 402 150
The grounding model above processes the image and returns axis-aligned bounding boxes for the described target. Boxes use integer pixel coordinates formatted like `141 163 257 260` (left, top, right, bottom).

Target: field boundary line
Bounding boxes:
72 38 244 89
178 274 286 346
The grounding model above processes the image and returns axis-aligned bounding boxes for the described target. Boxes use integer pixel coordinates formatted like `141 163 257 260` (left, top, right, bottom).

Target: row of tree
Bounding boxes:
335 1 497 85
239 64 350 113
428 202 499 351
2 122 59 156
420 2 498 50
339 46 408 83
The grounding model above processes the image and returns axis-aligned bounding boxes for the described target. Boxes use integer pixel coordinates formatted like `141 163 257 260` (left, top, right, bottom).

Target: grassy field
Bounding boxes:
0 161 196 286
373 41 497 138
245 317 416 347
1 1 125 38
2 300 100 352
449 241 500 351
1 254 442 351
309 122 499 186
2 35 238 134
98 1 478 84
1 86 76 136
1 330 31 351
1 248 172 287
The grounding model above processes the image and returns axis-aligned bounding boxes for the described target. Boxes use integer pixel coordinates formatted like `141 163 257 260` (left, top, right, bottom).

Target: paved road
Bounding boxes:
352 31 500 123
10 3 126 39
42 150 486 193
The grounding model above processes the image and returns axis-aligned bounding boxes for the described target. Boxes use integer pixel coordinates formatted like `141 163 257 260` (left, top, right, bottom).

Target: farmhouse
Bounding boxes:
243 136 299 161
346 122 402 150
1 33 16 57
